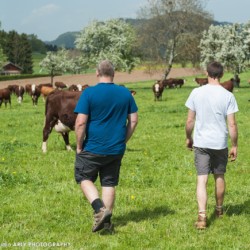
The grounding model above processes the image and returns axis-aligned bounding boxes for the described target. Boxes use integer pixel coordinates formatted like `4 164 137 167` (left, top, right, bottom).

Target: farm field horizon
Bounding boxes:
0 71 250 249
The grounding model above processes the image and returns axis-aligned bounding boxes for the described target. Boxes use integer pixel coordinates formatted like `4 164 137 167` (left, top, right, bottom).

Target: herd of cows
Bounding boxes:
0 75 244 152
152 77 238 101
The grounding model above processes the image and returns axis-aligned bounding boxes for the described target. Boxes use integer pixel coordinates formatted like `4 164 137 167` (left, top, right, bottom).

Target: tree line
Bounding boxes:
0 21 57 74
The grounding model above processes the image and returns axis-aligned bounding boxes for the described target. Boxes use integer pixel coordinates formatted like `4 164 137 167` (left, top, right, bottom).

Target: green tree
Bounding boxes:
28 34 47 54
199 22 250 84
3 31 33 73
75 19 140 72
137 0 212 78
39 48 72 85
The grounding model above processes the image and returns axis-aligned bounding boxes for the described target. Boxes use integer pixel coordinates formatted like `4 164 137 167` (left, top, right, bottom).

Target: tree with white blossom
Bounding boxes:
75 19 140 72
199 22 250 86
39 48 72 85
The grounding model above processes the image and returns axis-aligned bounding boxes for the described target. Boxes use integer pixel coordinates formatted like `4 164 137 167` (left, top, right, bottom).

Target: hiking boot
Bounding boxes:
195 214 207 229
92 207 112 232
215 208 223 218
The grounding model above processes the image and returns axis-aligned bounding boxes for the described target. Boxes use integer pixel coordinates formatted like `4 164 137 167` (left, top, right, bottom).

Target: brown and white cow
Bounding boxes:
152 81 164 101
0 88 11 107
31 84 41 106
8 85 24 104
42 90 82 153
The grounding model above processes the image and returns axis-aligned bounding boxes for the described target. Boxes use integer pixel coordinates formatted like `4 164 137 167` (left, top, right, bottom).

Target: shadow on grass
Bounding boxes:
208 199 250 226
225 199 250 216
114 205 175 227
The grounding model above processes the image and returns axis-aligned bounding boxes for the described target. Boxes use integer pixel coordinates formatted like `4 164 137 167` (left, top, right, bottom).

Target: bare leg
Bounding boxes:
196 175 209 212
214 174 225 207
102 187 115 212
80 180 99 204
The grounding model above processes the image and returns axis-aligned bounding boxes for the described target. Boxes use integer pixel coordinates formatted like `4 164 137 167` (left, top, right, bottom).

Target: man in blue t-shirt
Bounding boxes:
74 60 138 233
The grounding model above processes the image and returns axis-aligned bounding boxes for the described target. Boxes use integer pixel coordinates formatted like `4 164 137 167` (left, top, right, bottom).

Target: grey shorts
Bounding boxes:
194 147 228 175
75 151 123 186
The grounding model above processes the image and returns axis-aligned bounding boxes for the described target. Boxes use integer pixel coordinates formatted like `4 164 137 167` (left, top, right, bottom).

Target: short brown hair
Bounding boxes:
207 61 224 79
97 60 115 77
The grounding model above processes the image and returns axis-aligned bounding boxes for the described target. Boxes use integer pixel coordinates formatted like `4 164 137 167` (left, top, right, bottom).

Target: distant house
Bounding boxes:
1 62 23 75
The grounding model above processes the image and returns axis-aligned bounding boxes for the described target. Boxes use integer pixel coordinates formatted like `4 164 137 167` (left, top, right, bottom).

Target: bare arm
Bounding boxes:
75 113 88 154
125 112 138 143
227 113 238 161
185 109 196 150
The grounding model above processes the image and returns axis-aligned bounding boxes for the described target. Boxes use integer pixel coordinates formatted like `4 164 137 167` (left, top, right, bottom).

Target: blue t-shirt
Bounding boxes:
74 83 138 155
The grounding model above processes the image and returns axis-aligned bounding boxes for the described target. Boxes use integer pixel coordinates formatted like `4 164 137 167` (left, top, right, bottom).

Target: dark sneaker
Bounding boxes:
92 207 112 232
194 214 207 229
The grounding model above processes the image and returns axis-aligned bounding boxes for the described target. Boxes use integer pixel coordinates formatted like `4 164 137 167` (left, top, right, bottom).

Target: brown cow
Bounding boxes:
68 84 79 91
152 81 164 101
194 78 208 86
161 78 185 88
220 79 234 92
30 84 41 106
38 83 53 88
8 85 24 103
0 88 11 107
40 86 56 101
42 90 82 152
55 81 67 89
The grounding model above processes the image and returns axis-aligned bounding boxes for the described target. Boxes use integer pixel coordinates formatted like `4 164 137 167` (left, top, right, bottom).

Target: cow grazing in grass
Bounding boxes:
8 85 24 104
42 90 82 153
0 88 11 107
220 79 234 92
30 84 41 106
161 78 185 88
194 78 208 86
152 81 164 101
55 81 67 89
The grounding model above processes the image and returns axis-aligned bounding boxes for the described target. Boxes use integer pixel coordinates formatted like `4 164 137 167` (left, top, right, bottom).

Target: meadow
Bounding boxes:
0 72 250 250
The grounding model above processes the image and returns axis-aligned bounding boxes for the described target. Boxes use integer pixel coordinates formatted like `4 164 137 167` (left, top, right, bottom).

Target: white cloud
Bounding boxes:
21 4 60 24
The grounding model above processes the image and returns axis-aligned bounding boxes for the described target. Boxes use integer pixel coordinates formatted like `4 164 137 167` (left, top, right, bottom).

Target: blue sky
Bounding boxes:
1 0 250 41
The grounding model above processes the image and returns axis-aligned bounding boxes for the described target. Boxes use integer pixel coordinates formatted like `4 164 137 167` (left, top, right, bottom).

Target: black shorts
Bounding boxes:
194 147 228 175
75 151 123 186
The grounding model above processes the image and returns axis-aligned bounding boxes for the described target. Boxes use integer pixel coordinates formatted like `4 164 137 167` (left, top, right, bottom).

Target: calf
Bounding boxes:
42 90 82 153
0 88 11 107
152 81 164 101
162 78 185 88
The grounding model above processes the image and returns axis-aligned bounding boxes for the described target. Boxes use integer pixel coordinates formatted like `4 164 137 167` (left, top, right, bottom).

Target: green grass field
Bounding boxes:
0 72 250 249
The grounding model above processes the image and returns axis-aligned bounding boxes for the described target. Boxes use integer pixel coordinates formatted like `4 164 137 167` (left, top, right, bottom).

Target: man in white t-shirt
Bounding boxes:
185 61 238 229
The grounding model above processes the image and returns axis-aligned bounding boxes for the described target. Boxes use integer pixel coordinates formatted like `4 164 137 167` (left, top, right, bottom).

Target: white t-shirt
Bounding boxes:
185 84 238 149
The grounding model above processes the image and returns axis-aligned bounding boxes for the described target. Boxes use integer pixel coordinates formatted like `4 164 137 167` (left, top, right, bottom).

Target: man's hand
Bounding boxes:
186 138 193 150
229 146 237 161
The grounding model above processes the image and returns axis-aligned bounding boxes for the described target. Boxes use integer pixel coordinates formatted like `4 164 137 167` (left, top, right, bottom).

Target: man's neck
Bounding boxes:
208 77 220 85
99 76 114 83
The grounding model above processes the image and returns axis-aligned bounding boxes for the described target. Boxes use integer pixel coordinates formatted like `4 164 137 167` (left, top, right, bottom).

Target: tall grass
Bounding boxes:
0 72 250 249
